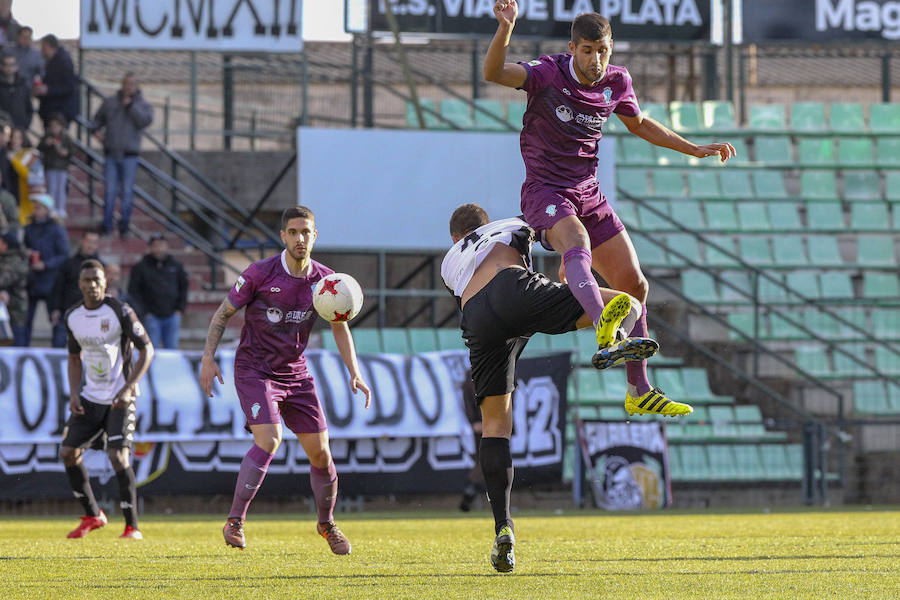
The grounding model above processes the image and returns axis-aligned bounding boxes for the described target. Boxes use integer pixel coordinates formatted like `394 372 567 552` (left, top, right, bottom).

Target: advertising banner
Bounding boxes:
742 0 900 42
80 0 304 51
577 419 672 509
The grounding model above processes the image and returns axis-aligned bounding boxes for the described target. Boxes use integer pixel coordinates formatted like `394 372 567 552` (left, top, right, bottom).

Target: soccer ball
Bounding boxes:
313 273 364 323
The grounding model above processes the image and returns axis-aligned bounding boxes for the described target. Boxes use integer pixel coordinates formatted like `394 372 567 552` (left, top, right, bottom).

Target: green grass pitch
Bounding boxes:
1 509 897 599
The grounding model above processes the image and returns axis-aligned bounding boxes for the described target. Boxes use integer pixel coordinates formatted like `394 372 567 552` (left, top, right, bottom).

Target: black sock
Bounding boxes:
115 468 138 529
480 437 514 535
65 464 99 517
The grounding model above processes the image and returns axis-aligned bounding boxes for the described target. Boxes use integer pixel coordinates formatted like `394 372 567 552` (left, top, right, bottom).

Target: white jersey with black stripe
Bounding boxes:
441 217 535 299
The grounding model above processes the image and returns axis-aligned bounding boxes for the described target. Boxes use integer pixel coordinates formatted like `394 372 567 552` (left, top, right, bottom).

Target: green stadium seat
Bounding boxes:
875 138 900 167
666 233 703 266
749 104 786 131
687 170 722 198
863 272 900 299
651 367 686 400
598 369 628 403
833 344 871 377
872 309 900 339
798 138 836 166
843 170 882 201
380 328 411 354
408 98 450 130
718 171 755 200
527 333 553 353
886 172 900 202
408 328 439 353
786 271 821 301
727 312 758 340
800 170 839 201
759 444 793 480
680 405 713 440
807 236 844 267
681 269 719 303
617 168 652 197
655 146 689 166
669 199 705 229
869 103 900 133
837 137 875 167
758 272 788 303
773 236 809 266
753 135 793 165
702 100 736 131
440 99 474 129
682 368 731 403
726 138 752 166
632 235 668 267
436 328 465 350
769 310 807 340
619 136 656 166
666 441 685 474
890 383 900 412
547 331 578 353
737 202 771 232
853 380 890 414
733 405 776 439
791 102 827 132
506 100 527 129
704 201 738 231
473 99 507 131
732 443 767 480
857 236 896 266
615 198 638 226
574 368 604 404
767 203 803 231
678 445 711 480
708 406 739 439
351 329 383 353
706 444 739 480
574 328 599 359
670 101 702 132
829 102 866 133
850 202 891 231
719 271 752 303
807 203 845 231
738 237 773 265
652 170 686 197
642 102 670 127
752 170 790 200
704 235 739 266
637 200 671 231
819 272 855 301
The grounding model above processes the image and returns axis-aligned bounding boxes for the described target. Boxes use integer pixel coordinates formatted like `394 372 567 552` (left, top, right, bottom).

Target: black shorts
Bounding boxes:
61 397 136 450
460 267 584 402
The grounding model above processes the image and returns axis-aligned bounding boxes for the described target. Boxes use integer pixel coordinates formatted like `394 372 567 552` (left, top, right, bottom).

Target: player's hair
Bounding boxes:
571 13 612 44
80 258 104 273
41 34 59 49
449 203 489 238
281 205 315 230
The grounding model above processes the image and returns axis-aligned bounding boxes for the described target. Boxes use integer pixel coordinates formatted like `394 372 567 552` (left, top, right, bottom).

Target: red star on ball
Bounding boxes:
332 310 352 322
319 278 340 296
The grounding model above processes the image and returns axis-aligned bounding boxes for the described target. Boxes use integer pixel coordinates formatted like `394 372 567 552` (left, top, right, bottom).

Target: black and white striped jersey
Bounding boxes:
440 217 535 299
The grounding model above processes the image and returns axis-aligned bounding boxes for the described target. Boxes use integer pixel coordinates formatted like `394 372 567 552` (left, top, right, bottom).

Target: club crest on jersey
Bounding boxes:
100 319 110 333
266 307 283 323
602 86 613 104
234 275 245 292
546 204 557 217
555 105 574 122
250 403 261 419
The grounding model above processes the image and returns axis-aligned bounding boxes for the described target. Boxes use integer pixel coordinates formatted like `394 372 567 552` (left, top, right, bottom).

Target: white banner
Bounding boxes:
0 347 467 443
80 0 304 52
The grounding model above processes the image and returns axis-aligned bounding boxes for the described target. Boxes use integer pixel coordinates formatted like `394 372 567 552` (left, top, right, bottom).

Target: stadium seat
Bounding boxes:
726 138 752 166
829 102 866 133
853 380 890 414
666 233 703 266
615 198 638 226
637 200 671 231
682 368 731 403
408 328 439 353
733 405 781 440
642 102 670 127
719 271 752 303
875 138 900 167
843 170 882 201
704 235 739 266
869 103 900 133
878 347 900 375
732 444 767 480
806 236 844 267
687 170 722 198
759 444 793 480
352 329 383 353
619 136 656 166
436 328 465 350
850 202 891 231
753 135 793 165
706 444 739 479
798 138 836 166
380 328 411 354
819 271 855 301
670 101 702 132
833 344 871 377
791 102 827 132
872 308 900 339
800 170 839 201
678 444 711 480
669 199 705 229
758 272 788 303
472 99 507 131
651 368 686 400
749 104 786 131
766 203 803 230
773 236 809 266
807 203 845 231
708 406 739 439
886 171 900 201
718 171 755 200
737 202 771 232
655 146 689 166
527 333 553 353
574 368 604 404
652 170 686 197
547 331 577 354
506 100 527 129
681 269 719 303
631 235 668 267
598 369 628 403
408 98 449 130
680 405 713 440
856 236 896 267
440 99 474 129
617 168 652 197
785 271 821 301
704 201 738 231
752 170 790 200
862 272 900 299
727 312 758 340
702 100 736 131
769 310 807 340
837 137 875 167
738 237 773 265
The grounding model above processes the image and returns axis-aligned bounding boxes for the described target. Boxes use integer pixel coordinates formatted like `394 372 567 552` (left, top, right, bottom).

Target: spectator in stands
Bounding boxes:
0 52 31 129
7 26 43 91
0 0 19 47
0 163 17 237
22 193 68 346
37 113 72 217
33 34 78 128
0 230 27 345
10 127 43 224
90 73 153 238
0 121 16 198
127 233 187 349
104 262 128 303
49 229 101 340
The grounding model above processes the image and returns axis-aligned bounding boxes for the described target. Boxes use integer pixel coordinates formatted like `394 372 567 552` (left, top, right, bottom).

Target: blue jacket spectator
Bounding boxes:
35 35 78 127
23 193 69 346
7 26 43 89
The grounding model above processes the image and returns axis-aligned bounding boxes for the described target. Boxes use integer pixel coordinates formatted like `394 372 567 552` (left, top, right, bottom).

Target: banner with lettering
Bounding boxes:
742 0 900 42
577 419 672 509
80 0 304 51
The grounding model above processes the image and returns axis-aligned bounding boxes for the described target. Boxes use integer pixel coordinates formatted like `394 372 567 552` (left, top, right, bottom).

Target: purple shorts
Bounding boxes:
521 179 625 251
234 372 327 434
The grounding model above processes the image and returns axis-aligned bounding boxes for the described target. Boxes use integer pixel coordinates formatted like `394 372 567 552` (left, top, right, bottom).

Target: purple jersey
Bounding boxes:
518 54 640 187
228 251 333 378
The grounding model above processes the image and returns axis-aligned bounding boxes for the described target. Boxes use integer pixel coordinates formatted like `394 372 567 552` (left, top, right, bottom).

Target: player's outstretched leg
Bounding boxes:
64 458 107 539
592 336 659 370
592 293 659 369
625 387 693 417
223 444 274 549
480 436 515 572
311 461 351 555
115 467 142 539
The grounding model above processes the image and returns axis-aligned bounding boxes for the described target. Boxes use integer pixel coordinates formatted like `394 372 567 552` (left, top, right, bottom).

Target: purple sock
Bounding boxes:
228 444 274 520
310 462 338 524
563 246 605 324
626 304 652 395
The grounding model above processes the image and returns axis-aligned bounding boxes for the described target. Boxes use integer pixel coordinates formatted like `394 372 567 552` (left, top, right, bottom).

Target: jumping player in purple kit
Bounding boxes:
484 1 736 417
200 205 371 554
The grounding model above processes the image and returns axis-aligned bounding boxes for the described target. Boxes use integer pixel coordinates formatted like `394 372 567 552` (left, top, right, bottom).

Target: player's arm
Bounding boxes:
330 321 371 409
617 112 736 163
67 353 84 416
483 1 527 88
114 341 154 408
200 297 239 398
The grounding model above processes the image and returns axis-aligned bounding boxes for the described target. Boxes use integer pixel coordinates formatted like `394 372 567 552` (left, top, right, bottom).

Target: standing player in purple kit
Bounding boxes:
200 206 371 554
484 2 736 417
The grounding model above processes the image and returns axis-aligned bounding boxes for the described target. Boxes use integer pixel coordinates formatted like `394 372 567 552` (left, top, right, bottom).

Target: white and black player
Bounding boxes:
440 203 660 573
60 258 154 540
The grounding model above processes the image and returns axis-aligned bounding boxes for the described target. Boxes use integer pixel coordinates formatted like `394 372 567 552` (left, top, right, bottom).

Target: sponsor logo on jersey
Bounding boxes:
285 309 314 324
555 105 574 122
266 307 283 323
235 275 245 292
575 112 607 128
546 204 557 217
528 59 542 66
250 402 261 419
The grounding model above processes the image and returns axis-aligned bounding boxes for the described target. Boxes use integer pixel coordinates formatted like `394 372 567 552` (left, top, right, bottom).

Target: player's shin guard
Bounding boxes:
310 462 338 524
625 303 652 395
65 463 100 517
115 467 138 529
563 247 605 324
480 437 513 535
229 444 274 520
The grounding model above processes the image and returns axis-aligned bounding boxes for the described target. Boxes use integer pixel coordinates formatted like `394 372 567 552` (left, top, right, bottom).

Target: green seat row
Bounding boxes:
853 380 900 414
727 307 877 342
796 343 900 379
749 102 900 134
405 98 523 131
322 327 466 354
572 366 731 407
669 443 804 481
682 270 862 305
617 168 789 200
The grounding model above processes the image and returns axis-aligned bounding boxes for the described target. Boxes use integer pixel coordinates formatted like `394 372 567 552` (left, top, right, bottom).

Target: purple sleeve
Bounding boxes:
227 265 258 310
613 69 641 118
517 56 556 94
